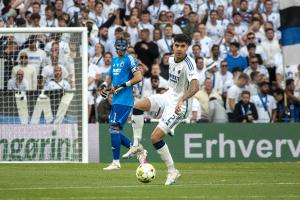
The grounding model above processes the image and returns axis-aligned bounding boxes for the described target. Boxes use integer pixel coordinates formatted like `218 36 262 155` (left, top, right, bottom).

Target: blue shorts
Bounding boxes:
109 104 132 129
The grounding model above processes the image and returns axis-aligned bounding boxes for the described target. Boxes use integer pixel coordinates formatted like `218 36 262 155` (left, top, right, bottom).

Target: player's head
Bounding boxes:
115 38 128 56
173 34 191 60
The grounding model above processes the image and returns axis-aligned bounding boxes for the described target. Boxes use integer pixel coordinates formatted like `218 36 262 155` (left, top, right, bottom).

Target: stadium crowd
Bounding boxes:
0 0 300 123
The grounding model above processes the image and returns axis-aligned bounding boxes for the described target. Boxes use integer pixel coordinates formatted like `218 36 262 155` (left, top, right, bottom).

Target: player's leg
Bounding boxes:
131 98 151 146
152 103 187 185
151 126 181 185
103 105 132 170
122 98 151 159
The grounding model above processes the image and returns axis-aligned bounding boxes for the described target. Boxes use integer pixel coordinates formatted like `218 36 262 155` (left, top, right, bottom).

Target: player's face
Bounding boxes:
173 42 188 60
116 48 126 57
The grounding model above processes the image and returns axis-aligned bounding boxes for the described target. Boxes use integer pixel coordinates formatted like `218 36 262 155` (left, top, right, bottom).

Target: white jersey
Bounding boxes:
167 55 199 105
147 55 198 135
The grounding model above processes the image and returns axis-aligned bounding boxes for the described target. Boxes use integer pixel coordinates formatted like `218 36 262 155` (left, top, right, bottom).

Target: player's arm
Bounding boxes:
175 79 199 115
112 56 143 91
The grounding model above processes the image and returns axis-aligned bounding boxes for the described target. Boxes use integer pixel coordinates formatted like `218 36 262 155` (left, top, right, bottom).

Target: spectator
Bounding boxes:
243 55 269 81
42 54 69 86
226 73 249 121
233 90 258 122
53 0 66 20
175 3 192 29
105 27 124 58
208 97 228 123
30 13 41 27
157 23 174 56
232 11 248 37
138 10 155 40
148 0 169 24
219 30 234 59
18 35 47 75
89 43 105 68
248 71 260 97
217 4 229 29
245 43 263 66
7 69 29 91
44 65 71 91
240 32 266 64
160 53 171 80
188 31 209 58
98 93 112 123
197 24 213 57
153 28 162 43
89 1 107 28
210 44 222 66
195 56 206 87
143 75 160 98
251 81 277 123
262 0 280 30
182 11 199 40
194 78 222 122
164 11 183 35
124 15 140 47
216 60 233 101
11 52 37 90
273 88 288 122
97 52 112 82
134 29 159 77
285 79 300 122
170 0 185 19
40 5 58 27
225 42 248 72
143 64 168 92
205 59 223 95
0 38 19 89
261 28 281 83
206 10 224 44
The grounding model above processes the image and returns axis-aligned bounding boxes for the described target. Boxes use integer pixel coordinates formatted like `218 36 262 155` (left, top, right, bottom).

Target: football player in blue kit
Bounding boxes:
100 38 145 170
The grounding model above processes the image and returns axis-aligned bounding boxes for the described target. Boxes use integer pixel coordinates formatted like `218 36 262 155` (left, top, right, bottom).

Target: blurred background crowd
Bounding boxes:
0 0 299 123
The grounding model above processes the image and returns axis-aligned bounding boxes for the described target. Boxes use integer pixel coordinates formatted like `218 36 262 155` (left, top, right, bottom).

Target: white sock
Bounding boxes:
157 143 176 173
113 160 120 165
132 115 144 146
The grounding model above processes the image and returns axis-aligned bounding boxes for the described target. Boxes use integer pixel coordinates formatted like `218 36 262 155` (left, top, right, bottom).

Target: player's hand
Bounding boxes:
99 82 107 91
100 89 108 98
175 99 184 115
111 85 123 94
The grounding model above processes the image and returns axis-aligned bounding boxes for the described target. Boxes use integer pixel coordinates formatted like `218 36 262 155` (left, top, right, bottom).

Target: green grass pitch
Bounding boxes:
0 163 300 199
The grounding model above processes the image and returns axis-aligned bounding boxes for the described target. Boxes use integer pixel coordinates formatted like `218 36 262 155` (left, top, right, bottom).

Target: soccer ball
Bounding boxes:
136 163 156 183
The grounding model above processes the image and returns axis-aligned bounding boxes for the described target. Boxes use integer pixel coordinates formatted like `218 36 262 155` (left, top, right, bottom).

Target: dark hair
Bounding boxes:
238 73 249 80
174 34 191 45
273 88 284 96
250 71 259 80
230 42 240 48
241 90 251 96
259 81 269 87
247 43 256 49
151 75 159 81
115 27 124 33
195 56 204 63
286 78 294 87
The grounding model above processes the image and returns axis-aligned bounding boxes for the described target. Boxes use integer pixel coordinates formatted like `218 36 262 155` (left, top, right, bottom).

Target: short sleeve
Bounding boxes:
185 57 199 82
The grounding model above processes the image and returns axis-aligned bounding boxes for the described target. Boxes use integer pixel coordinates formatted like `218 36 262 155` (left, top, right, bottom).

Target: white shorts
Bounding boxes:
147 93 191 135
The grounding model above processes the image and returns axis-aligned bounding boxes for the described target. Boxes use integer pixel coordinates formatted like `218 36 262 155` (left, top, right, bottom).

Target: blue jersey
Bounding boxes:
109 53 138 107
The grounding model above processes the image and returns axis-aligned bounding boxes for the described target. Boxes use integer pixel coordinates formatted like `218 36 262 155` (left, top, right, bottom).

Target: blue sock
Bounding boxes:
109 128 121 160
120 133 132 149
153 140 165 150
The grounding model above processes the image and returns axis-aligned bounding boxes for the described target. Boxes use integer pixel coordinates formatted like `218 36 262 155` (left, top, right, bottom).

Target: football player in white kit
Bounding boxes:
123 34 199 185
